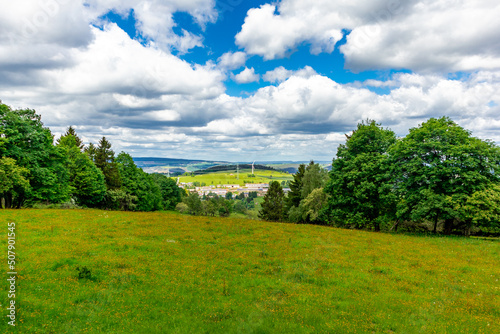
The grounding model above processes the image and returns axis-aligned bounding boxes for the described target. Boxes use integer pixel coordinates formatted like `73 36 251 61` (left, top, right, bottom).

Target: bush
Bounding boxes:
104 189 137 211
175 202 189 214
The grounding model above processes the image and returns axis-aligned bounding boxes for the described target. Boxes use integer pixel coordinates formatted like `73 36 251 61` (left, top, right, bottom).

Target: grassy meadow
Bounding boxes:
1 209 499 333
178 169 293 186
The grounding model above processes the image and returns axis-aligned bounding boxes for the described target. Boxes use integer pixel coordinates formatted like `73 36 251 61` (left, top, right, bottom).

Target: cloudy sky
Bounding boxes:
1 0 500 162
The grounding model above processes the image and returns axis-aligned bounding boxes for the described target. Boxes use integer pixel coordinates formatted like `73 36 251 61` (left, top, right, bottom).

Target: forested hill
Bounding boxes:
133 157 227 168
192 164 278 175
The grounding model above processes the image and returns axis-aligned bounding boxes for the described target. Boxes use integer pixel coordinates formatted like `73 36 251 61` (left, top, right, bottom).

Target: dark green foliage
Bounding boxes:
284 164 306 213
248 191 258 199
259 181 285 222
57 130 106 207
150 173 183 210
104 189 137 211
389 117 500 234
0 104 71 207
93 137 122 190
233 200 248 214
325 120 397 231
76 266 92 280
183 192 203 215
116 152 162 211
217 198 233 217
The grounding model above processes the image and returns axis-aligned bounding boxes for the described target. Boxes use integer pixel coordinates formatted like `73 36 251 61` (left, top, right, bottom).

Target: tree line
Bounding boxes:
3 102 499 235
258 118 500 236
0 103 183 211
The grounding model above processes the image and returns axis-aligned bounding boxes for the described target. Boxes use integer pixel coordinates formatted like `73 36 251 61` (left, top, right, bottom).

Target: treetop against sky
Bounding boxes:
1 0 499 161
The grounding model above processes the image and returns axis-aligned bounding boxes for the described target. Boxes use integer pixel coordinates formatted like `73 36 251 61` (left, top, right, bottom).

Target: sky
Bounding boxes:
1 0 500 162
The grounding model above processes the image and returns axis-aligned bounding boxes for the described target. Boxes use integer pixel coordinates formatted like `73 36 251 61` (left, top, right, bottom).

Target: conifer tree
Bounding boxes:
94 137 122 190
259 181 285 222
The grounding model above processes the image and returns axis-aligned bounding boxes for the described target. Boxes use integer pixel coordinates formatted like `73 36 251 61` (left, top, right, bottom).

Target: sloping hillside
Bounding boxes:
1 209 498 333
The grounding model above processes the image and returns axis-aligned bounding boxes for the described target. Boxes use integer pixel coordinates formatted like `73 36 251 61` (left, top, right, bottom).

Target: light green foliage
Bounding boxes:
0 103 71 206
300 188 330 224
259 181 284 221
325 120 397 231
175 202 189 214
460 184 500 233
0 157 30 208
389 117 500 234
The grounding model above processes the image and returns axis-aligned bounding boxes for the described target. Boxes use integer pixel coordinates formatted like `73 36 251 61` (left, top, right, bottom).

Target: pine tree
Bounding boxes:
259 181 284 222
284 164 306 214
57 126 84 150
94 137 122 190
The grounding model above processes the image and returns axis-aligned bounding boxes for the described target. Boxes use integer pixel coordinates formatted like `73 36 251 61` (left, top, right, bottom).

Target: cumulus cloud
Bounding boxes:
233 67 260 84
217 51 247 70
263 66 317 83
236 0 500 73
1 0 500 162
86 0 217 53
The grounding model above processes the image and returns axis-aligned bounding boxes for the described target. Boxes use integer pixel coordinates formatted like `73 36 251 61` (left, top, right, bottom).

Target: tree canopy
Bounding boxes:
325 120 397 231
389 117 500 234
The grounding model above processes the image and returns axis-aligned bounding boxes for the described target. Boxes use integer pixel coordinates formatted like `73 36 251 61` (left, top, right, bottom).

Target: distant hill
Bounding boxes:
133 157 331 176
133 157 227 168
192 164 278 175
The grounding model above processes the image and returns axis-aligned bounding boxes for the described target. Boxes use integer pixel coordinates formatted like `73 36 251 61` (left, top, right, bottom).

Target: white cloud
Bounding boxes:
85 0 217 53
236 0 500 73
1 0 500 162
233 67 260 84
263 66 317 83
217 51 247 70
263 66 293 83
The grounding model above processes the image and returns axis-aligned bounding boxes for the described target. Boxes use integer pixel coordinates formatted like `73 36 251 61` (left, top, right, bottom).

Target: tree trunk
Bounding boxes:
4 193 12 209
390 220 400 232
433 216 439 233
443 219 454 235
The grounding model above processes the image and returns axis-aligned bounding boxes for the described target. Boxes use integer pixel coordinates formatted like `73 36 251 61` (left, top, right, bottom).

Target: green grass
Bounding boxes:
178 169 293 186
1 209 499 333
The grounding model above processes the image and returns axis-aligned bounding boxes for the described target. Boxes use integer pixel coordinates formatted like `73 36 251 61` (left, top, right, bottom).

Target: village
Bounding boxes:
178 182 291 198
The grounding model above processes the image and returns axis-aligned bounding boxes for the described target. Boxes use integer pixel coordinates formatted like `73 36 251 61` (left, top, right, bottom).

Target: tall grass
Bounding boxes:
0 209 498 333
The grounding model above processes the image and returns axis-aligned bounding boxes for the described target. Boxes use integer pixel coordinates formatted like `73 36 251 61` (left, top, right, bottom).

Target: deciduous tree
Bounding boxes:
389 117 500 234
325 120 397 231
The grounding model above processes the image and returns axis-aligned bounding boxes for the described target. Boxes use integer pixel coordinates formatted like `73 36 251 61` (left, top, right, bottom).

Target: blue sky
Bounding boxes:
102 1 390 96
1 0 499 161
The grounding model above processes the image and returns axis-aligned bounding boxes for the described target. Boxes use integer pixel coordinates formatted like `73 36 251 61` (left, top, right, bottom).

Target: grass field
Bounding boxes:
1 209 499 333
178 169 293 186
